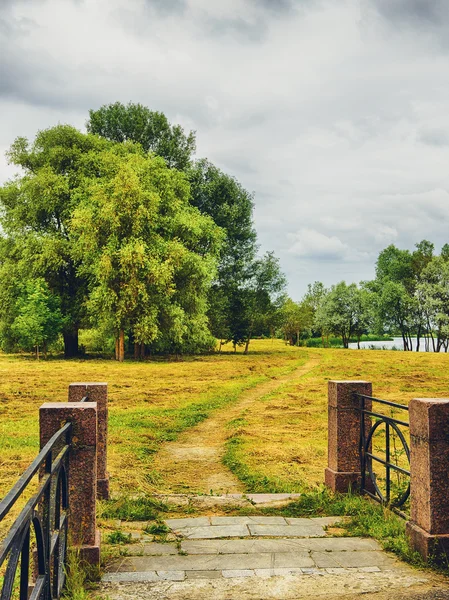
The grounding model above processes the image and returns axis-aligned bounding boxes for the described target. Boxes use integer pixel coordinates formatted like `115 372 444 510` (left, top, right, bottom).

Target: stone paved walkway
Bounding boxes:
100 516 446 599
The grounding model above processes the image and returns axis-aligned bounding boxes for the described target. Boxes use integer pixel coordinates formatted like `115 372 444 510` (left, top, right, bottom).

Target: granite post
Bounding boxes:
325 380 372 493
68 382 109 500
39 402 100 565
406 398 449 562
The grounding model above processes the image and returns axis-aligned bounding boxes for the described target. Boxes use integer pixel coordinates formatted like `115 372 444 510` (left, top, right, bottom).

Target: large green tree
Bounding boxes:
315 282 370 348
87 102 196 171
71 147 223 360
0 126 111 356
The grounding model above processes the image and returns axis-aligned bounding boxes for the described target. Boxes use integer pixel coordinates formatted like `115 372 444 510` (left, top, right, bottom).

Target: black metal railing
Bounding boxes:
0 422 72 599
357 393 410 518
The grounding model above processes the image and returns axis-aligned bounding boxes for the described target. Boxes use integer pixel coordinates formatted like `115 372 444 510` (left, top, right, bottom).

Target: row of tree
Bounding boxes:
0 103 285 359
279 241 449 352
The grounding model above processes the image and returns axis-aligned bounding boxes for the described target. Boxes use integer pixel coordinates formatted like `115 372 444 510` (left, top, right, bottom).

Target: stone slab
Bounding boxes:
210 516 287 526
222 570 255 578
142 543 178 555
329 550 398 569
273 553 316 569
285 517 340 526
156 571 185 581
117 552 274 572
254 568 304 578
246 494 302 504
102 571 160 582
185 571 222 579
165 517 210 529
177 525 250 539
311 552 341 568
181 536 380 555
247 524 326 537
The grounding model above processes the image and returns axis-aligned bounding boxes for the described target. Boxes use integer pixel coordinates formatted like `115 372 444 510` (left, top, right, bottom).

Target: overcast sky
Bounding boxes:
1 0 449 298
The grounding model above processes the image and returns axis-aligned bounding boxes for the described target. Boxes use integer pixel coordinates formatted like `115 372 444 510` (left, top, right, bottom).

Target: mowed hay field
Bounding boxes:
1 341 449 500
0 341 307 496
222 345 449 493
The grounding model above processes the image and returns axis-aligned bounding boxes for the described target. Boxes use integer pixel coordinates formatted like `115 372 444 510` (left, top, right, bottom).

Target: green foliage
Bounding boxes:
0 125 112 357
10 279 64 357
279 297 313 345
315 282 371 348
87 102 196 170
144 522 170 535
106 531 132 545
99 496 169 521
70 149 223 355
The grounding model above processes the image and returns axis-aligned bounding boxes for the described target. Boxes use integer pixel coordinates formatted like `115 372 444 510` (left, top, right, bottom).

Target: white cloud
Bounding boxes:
1 0 449 297
288 229 351 260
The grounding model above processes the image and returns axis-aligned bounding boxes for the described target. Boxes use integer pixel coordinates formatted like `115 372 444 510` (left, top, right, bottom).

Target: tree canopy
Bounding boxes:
87 102 196 171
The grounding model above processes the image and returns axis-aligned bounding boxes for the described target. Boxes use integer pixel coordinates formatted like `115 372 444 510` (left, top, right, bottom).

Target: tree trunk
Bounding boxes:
118 329 125 362
43 341 48 359
115 337 119 360
140 342 145 359
243 335 251 354
218 339 223 353
416 325 421 352
357 335 360 350
296 330 300 347
134 342 140 359
63 329 79 358
36 344 39 361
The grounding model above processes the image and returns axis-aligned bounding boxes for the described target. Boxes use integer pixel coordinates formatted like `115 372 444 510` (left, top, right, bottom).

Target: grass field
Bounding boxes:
1 341 449 501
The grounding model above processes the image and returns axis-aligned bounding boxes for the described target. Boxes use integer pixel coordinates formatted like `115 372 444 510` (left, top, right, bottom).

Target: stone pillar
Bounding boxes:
325 380 372 493
68 382 109 500
406 398 449 562
39 402 100 565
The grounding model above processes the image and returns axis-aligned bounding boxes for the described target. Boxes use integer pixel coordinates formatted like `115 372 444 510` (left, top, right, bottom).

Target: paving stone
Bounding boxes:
254 568 304 578
359 566 381 572
246 494 301 504
130 532 141 540
178 525 250 539
156 571 185 581
273 552 316 569
165 517 210 529
181 538 307 555
222 570 255 578
185 570 222 579
118 552 274 572
248 524 325 537
311 551 341 568
330 550 398 569
141 543 178 555
180 537 380 556
102 571 160 582
210 516 287 526
304 537 381 552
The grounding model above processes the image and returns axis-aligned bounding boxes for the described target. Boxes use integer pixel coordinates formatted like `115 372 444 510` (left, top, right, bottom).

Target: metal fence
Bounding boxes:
0 422 72 599
356 393 410 518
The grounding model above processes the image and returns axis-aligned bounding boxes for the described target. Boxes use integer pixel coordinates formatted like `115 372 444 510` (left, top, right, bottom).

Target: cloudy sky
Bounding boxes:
1 0 449 298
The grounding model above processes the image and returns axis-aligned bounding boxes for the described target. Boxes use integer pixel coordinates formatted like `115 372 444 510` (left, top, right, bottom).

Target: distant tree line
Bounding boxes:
278 241 449 352
0 103 285 359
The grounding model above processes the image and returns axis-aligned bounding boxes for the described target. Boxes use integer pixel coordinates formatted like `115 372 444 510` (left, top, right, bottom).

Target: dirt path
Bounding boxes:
152 356 322 495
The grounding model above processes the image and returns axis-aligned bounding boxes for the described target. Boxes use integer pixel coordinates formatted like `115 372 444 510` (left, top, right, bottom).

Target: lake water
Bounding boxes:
348 337 442 352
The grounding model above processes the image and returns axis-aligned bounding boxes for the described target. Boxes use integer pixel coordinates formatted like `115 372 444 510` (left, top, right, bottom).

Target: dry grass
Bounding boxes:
1 341 448 509
0 340 305 497
223 346 449 492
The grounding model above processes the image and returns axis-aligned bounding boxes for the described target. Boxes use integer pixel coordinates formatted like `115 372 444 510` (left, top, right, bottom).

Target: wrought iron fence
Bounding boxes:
356 393 410 519
0 422 72 599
